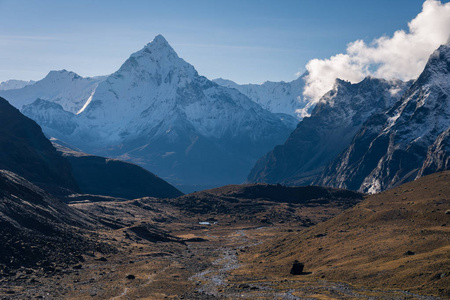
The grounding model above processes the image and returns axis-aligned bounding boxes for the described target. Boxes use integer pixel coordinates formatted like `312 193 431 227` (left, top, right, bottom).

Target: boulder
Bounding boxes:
290 260 304 275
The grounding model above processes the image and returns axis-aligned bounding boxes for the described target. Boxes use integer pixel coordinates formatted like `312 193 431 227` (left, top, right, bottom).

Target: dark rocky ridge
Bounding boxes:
168 184 364 224
55 144 183 200
198 183 364 204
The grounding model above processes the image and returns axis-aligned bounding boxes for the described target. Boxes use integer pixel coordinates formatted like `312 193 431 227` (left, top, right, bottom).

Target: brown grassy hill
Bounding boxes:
241 171 450 298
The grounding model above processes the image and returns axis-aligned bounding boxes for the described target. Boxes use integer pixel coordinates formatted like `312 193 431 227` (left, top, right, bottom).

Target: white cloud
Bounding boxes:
303 0 450 102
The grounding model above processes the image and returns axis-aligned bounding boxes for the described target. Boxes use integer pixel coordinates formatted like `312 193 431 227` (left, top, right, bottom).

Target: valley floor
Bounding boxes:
1 174 449 299
0 223 443 300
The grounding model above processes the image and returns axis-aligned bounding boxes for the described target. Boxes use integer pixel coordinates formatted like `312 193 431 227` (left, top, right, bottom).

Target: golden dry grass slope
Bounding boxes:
241 171 450 298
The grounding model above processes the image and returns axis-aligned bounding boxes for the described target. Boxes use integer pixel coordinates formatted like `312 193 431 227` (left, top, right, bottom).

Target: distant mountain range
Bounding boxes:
213 73 310 119
249 42 450 193
1 35 297 192
1 36 449 194
248 76 411 186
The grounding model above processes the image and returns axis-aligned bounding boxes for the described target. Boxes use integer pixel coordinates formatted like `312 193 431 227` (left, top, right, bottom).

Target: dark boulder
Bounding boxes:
290 260 304 275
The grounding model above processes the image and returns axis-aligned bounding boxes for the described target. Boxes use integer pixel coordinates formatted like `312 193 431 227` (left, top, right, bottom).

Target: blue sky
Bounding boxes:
0 0 444 84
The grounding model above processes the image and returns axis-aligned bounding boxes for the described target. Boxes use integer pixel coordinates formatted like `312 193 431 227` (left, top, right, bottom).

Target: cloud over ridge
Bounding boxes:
303 0 450 101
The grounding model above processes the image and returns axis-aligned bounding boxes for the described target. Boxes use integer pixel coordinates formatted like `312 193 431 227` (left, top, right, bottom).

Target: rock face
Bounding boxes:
0 96 78 194
55 144 183 199
247 77 410 186
213 73 310 119
318 43 450 193
418 128 450 177
20 35 294 191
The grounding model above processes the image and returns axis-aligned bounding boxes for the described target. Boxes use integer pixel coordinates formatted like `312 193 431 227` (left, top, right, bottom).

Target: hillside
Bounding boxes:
240 171 450 298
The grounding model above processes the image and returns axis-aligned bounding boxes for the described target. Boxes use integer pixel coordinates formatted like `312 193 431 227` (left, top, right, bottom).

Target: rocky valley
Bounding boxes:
0 5 450 298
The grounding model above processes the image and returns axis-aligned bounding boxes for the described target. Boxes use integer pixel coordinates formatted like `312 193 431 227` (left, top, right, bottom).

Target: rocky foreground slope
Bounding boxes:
1 172 447 299
0 170 112 272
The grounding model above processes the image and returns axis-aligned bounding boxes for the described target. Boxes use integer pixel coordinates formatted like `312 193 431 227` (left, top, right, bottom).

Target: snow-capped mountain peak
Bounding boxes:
131 35 179 65
144 34 171 50
0 70 106 114
111 35 197 90
19 34 295 189
414 42 450 94
0 79 35 91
